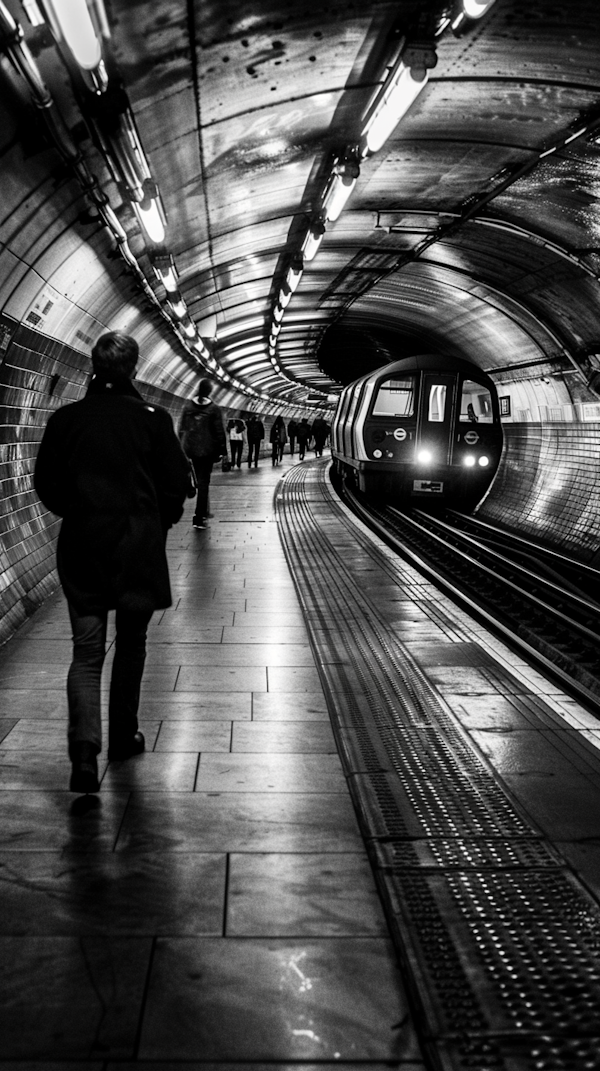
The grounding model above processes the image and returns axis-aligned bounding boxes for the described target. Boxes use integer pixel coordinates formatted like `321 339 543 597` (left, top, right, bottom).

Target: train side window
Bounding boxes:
427 384 447 422
460 379 493 423
372 376 415 417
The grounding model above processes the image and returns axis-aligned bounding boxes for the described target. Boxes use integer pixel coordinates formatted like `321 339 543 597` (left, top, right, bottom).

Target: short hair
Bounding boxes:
197 378 211 399
91 332 139 377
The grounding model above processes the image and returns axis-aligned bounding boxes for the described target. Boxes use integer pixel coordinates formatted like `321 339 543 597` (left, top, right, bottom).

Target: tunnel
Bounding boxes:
2 1 600 1067
2 0 600 639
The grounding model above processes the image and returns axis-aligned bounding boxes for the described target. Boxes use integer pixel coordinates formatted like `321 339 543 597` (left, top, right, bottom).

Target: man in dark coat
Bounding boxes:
287 418 298 456
34 332 191 793
179 378 227 528
296 418 312 460
311 415 330 457
246 413 265 467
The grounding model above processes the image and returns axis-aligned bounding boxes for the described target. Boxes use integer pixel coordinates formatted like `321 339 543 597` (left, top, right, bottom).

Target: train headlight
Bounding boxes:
478 455 489 467
372 449 383 458
463 455 476 468
417 449 432 464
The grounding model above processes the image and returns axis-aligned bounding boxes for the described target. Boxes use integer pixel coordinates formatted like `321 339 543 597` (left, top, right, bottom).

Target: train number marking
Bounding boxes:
413 480 444 493
393 427 407 441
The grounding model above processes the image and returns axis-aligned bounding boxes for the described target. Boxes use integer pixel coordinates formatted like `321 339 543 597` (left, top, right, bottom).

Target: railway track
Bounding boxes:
339 482 600 712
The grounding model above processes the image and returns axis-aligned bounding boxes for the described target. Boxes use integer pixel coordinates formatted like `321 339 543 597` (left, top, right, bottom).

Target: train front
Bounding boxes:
334 357 503 510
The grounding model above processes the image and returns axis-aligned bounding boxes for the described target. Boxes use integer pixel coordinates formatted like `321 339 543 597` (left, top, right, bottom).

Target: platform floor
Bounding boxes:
1 452 600 1069
0 451 424 1067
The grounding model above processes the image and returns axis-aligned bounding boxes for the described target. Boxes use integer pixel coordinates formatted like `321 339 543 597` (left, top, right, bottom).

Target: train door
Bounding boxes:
416 373 456 468
343 381 369 458
333 387 352 454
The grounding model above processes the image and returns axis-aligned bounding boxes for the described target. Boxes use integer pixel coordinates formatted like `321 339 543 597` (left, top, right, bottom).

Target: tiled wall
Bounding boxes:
0 317 187 647
478 423 600 564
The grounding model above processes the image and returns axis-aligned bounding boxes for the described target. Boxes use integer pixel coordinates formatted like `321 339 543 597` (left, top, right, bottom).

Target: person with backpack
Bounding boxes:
179 379 227 529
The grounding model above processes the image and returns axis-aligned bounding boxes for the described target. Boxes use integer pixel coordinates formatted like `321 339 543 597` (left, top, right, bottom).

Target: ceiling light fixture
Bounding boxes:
321 153 360 221
168 297 186 319
39 0 109 91
451 0 497 33
285 258 304 292
462 0 497 18
300 219 326 262
152 256 178 294
278 285 292 308
361 58 430 155
132 182 166 244
273 303 284 323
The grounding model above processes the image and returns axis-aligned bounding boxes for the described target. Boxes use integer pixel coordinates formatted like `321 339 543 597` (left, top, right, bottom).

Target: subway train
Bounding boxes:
331 354 503 508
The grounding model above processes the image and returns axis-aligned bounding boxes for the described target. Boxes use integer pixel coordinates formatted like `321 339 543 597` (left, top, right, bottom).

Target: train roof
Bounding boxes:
343 354 496 393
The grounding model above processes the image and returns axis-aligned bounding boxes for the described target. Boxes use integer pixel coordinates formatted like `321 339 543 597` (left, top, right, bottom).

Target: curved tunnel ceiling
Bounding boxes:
1 0 600 409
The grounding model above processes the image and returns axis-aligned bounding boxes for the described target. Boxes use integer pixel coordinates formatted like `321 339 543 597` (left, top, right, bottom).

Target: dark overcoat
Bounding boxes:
34 375 190 615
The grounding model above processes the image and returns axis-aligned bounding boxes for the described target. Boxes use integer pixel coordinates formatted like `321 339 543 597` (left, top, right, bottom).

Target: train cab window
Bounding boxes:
427 384 447 422
460 379 494 423
372 376 415 417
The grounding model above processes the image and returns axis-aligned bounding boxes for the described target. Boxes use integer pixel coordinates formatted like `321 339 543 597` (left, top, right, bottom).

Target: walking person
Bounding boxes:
227 417 245 469
287 417 298 457
246 413 265 467
179 378 227 529
269 415 287 466
296 417 312 460
34 331 191 793
311 415 330 457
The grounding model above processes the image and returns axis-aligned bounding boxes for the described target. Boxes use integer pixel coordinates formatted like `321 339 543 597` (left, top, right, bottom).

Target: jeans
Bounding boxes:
190 456 213 522
247 442 260 466
230 440 243 467
67 603 152 756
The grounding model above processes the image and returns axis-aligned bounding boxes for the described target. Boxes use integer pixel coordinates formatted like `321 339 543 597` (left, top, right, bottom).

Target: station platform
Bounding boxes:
1 451 600 1070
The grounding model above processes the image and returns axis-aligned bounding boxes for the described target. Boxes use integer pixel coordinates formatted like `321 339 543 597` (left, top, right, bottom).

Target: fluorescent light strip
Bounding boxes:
362 62 428 154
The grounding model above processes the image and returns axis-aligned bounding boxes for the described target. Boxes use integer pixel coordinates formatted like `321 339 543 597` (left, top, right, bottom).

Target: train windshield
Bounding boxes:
460 379 494 423
372 376 415 417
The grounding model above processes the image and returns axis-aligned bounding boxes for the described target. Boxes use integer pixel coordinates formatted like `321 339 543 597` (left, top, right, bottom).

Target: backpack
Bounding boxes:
181 405 216 457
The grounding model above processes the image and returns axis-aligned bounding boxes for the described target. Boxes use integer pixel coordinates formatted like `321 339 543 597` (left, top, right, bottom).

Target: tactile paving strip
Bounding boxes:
276 463 600 1071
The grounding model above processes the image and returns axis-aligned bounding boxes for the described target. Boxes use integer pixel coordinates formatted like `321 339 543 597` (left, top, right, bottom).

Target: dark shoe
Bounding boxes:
70 743 99 794
193 520 207 529
108 731 145 761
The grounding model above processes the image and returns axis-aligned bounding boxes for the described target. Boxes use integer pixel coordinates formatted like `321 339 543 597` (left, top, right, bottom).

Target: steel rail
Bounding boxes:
446 508 600 587
340 483 600 713
406 508 600 627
